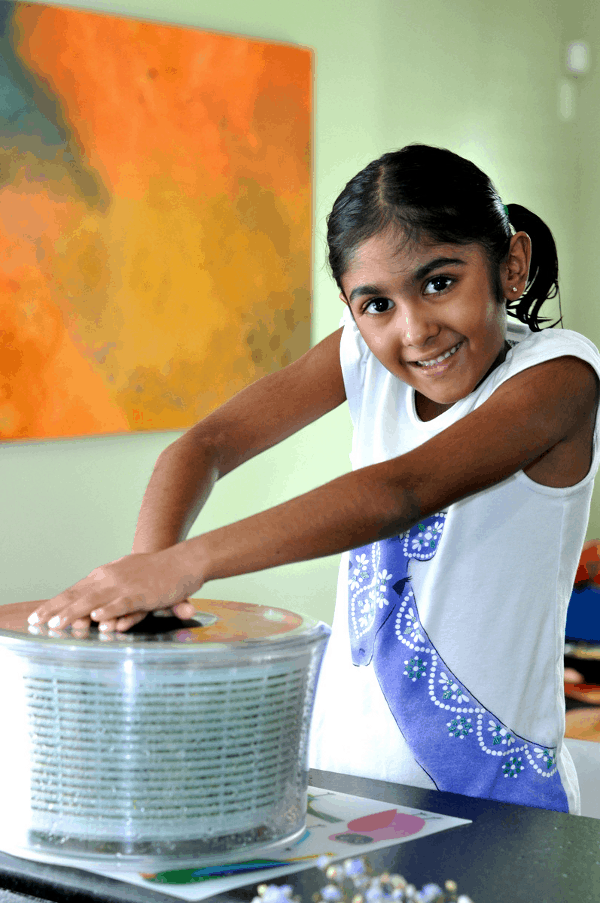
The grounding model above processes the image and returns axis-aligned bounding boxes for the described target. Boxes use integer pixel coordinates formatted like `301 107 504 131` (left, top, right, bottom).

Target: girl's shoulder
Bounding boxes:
503 322 600 386
508 320 599 351
500 325 600 488
396 352 599 519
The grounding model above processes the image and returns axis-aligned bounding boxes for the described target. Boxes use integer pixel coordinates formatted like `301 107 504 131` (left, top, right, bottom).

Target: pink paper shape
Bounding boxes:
329 809 426 843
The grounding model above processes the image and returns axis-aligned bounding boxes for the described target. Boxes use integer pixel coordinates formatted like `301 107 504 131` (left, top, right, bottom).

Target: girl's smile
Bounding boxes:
340 230 529 418
410 338 463 371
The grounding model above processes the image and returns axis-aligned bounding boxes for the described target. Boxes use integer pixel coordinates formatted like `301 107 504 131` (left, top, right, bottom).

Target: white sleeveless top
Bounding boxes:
308 309 600 815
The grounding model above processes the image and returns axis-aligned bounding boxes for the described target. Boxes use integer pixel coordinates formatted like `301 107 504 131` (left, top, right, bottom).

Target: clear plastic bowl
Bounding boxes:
0 599 330 871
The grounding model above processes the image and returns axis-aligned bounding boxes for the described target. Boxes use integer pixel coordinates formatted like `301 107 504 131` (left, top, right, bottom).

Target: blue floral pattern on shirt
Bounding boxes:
348 513 569 813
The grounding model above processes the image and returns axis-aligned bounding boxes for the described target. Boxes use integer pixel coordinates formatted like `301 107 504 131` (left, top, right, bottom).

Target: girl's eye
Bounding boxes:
365 297 393 315
424 276 453 295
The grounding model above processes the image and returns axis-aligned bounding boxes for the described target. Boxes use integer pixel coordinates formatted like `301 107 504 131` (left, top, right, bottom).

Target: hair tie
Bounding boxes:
503 204 510 219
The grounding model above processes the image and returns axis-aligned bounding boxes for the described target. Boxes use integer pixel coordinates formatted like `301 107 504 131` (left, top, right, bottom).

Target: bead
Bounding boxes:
262 886 295 903
326 866 343 882
345 858 367 876
255 858 478 903
417 884 444 902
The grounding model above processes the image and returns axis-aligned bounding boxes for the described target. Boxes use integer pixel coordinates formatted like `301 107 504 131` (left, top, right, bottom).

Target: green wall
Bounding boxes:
3 0 595 624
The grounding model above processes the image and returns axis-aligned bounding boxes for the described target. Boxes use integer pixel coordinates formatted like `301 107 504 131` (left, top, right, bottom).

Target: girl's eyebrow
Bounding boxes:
413 255 467 281
348 256 467 303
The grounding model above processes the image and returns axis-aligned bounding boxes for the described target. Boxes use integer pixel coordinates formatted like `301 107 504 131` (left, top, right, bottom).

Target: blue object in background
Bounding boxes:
566 585 600 643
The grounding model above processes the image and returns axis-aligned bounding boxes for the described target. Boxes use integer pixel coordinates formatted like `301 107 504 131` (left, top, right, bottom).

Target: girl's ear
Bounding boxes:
501 232 531 298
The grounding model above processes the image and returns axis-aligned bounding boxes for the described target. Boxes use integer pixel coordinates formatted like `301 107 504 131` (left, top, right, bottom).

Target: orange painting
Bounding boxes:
0 2 312 440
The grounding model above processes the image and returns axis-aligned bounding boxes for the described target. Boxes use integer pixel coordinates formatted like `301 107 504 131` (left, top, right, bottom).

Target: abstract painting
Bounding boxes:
0 1 312 439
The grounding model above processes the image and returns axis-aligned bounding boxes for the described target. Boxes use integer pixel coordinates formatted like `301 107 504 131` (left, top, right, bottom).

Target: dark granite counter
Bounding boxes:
0 769 598 903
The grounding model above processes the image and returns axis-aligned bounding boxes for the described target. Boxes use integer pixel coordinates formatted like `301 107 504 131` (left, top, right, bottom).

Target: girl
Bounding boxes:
30 144 600 815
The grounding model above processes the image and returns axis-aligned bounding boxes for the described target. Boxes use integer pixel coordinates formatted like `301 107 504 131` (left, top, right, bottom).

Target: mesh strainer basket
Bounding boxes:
0 598 330 871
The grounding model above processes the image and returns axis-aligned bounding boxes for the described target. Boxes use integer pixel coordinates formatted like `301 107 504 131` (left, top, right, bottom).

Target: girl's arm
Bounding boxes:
174 355 598 584
30 327 346 630
31 353 597 631
131 326 346 554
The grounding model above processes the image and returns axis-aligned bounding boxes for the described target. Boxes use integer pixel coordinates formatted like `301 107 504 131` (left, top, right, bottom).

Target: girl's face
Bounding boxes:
339 230 529 416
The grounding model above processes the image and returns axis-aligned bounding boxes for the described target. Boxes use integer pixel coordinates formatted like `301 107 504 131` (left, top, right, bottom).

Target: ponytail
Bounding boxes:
505 204 563 331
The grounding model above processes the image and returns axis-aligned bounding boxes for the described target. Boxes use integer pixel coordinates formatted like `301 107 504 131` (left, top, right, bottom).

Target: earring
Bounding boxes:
512 287 518 292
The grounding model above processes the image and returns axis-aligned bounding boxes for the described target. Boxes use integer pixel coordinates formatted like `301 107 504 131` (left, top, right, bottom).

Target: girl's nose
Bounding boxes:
395 306 438 348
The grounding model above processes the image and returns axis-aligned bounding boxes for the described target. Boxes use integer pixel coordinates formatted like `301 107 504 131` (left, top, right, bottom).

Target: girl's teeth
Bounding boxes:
417 342 461 367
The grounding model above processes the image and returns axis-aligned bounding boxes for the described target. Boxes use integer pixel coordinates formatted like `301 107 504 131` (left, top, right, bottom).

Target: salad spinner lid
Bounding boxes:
0 598 317 648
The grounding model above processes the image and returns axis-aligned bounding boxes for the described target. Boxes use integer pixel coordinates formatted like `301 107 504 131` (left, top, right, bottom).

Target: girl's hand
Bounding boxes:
68 604 196 635
28 549 202 633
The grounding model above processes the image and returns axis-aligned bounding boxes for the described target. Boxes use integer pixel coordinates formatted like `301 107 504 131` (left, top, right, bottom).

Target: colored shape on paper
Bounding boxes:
347 809 398 832
329 810 426 843
143 860 287 885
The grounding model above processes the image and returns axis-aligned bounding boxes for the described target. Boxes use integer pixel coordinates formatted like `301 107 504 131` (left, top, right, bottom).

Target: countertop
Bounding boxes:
0 769 598 903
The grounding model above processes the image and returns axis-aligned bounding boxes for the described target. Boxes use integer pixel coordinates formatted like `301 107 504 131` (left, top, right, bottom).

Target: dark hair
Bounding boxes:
327 144 562 331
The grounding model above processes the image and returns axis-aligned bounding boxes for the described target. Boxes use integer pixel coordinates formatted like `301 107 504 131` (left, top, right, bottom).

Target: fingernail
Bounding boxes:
48 616 61 628
28 612 40 625
99 623 110 632
91 610 100 620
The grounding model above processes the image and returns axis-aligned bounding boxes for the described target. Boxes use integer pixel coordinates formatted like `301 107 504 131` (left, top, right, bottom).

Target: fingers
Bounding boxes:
92 601 196 628
100 605 193 633
28 585 196 634
67 615 92 638
104 605 193 633
112 610 149 633
89 598 143 625
73 611 150 634
30 596 143 631
172 600 196 620
28 566 129 629
29 585 99 631
28 592 147 633
30 603 194 636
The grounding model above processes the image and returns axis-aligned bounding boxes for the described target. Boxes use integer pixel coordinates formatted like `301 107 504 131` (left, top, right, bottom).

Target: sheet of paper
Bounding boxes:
58 786 472 901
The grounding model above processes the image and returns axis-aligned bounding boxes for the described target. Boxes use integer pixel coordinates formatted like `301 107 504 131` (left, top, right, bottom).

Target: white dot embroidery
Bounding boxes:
393 568 559 779
348 518 560 792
